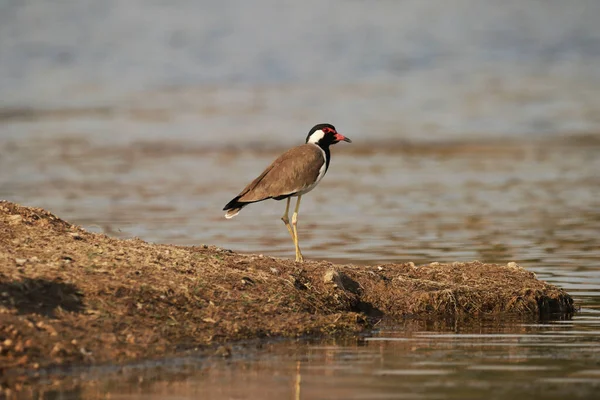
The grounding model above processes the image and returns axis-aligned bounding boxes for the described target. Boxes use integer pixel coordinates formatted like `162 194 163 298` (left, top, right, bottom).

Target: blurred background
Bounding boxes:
0 0 599 264
2 2 600 398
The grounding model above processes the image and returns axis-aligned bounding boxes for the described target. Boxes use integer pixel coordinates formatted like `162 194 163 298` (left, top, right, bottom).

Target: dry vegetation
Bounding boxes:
0 201 574 386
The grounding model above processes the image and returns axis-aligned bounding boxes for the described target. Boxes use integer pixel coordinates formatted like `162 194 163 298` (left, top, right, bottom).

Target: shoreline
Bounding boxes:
0 200 575 384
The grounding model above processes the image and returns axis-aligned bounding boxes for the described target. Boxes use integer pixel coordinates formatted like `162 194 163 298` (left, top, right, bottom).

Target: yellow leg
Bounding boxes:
281 197 296 243
292 195 303 262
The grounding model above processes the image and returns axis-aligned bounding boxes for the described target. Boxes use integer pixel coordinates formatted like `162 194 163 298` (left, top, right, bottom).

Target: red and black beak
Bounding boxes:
334 132 352 143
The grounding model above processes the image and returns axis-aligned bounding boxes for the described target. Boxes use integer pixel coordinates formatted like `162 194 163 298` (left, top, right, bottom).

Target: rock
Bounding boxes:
214 345 232 358
69 232 83 240
323 269 345 290
8 214 23 225
241 277 255 286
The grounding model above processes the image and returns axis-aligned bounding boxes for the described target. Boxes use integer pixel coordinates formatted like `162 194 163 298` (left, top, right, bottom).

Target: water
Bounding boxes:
28 315 600 399
1 0 600 398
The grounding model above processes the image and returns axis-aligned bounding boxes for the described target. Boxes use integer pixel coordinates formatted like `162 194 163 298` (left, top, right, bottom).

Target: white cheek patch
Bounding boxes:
307 129 325 144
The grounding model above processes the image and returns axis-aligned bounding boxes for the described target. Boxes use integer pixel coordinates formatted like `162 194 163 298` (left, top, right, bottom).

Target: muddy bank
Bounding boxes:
0 201 574 376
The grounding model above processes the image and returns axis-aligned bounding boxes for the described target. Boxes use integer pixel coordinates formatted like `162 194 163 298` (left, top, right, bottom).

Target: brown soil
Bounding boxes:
0 201 574 387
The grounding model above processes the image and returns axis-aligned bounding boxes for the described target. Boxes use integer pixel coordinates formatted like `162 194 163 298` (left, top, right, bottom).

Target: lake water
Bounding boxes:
1 1 600 398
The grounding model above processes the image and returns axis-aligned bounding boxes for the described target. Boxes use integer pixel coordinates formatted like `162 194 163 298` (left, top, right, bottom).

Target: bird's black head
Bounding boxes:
305 123 352 148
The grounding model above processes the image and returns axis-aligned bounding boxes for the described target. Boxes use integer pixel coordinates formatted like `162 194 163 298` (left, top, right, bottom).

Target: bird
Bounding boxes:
223 123 352 262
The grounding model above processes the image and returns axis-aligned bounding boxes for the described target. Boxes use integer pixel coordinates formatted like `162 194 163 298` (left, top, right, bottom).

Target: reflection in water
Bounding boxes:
21 314 600 399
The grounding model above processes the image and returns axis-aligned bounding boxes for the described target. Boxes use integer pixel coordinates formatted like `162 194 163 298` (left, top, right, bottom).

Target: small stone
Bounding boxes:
507 262 519 268
8 215 23 225
69 232 83 240
430 262 440 266
407 262 415 268
270 267 279 274
80 347 92 357
214 345 232 358
377 266 383 271
15 258 27 266
241 277 255 286
323 269 345 290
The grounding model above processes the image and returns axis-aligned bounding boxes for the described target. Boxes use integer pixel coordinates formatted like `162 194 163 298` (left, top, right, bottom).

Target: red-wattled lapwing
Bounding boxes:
223 123 352 262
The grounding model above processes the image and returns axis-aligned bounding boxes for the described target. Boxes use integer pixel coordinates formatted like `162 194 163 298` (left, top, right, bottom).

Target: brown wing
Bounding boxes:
236 144 325 202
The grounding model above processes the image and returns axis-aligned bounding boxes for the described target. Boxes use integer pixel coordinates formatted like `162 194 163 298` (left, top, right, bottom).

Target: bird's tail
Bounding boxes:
224 207 243 219
223 196 245 219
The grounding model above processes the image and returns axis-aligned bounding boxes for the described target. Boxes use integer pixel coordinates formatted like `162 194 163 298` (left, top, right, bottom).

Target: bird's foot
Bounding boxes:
295 252 304 262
